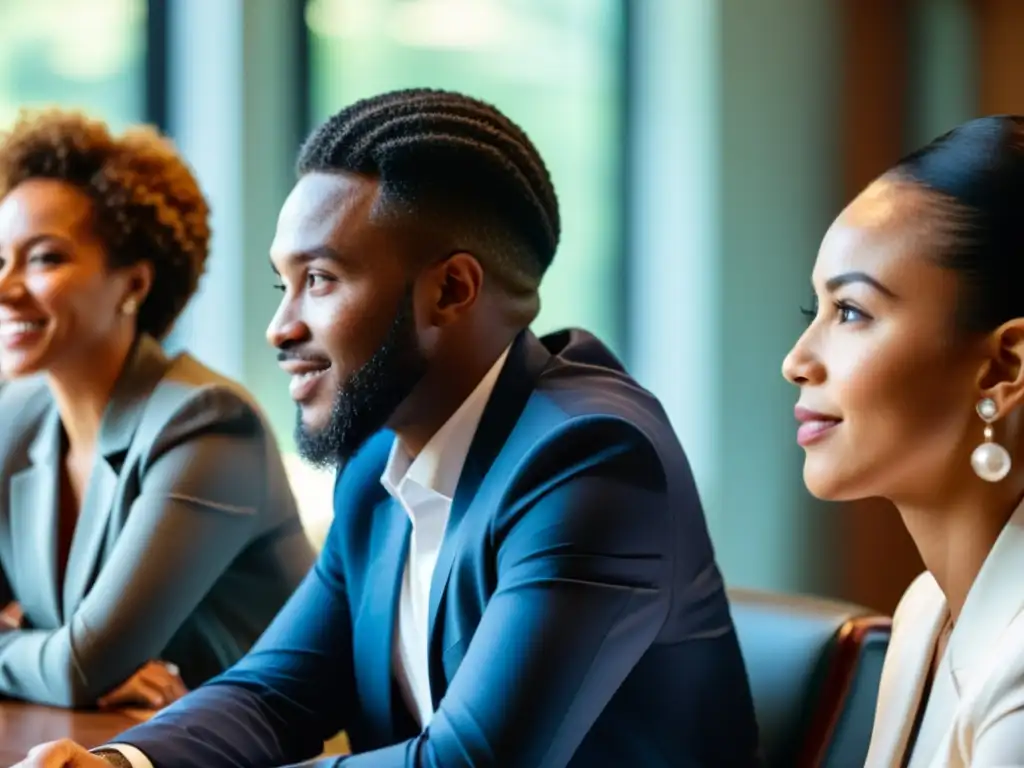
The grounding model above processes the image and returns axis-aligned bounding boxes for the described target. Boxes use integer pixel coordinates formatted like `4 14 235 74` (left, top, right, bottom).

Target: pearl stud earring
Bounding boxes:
121 297 138 317
971 397 1011 482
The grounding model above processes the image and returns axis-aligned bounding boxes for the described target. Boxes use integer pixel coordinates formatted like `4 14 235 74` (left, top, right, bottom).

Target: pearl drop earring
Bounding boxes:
971 397 1012 482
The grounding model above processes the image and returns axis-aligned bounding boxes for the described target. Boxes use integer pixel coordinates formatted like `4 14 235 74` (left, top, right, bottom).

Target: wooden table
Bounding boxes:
0 701 350 766
0 702 148 767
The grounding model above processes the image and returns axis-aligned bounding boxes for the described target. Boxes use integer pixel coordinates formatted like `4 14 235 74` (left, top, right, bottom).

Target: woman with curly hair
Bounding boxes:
0 110 314 710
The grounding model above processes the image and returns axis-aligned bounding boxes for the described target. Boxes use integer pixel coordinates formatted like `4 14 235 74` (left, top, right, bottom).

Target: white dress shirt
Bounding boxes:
379 346 509 725
107 347 509 766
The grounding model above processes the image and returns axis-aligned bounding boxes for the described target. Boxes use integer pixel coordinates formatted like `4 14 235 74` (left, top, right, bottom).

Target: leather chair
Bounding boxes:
729 589 892 768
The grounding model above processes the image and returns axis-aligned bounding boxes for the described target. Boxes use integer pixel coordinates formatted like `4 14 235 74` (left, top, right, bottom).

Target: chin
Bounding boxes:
297 404 327 430
802 460 861 502
298 394 340 436
0 356 45 379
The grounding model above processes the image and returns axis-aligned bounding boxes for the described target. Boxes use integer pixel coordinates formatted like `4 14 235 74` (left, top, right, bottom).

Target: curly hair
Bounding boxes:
0 109 210 339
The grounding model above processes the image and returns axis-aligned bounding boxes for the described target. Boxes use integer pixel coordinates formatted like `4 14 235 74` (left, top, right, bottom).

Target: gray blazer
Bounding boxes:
0 336 315 707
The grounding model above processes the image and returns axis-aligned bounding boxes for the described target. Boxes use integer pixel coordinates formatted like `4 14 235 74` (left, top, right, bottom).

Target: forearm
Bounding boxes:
0 607 187 708
111 681 325 768
107 564 359 768
0 624 93 707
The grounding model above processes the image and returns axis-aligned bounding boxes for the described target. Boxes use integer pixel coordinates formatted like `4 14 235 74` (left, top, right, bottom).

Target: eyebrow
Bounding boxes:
0 233 73 258
824 271 897 298
21 233 72 250
269 245 346 274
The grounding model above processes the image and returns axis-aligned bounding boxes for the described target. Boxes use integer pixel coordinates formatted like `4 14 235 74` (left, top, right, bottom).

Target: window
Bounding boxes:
306 0 627 354
0 0 148 129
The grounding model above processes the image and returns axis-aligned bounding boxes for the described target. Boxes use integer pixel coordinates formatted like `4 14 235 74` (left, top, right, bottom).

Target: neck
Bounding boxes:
391 330 514 457
894 478 1024 623
46 335 136 454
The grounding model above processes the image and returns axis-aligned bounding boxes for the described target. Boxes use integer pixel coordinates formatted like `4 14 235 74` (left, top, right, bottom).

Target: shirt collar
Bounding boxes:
381 346 510 504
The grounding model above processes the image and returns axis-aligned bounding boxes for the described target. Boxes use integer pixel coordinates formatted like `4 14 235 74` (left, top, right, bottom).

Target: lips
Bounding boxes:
0 318 48 348
280 357 333 403
794 405 842 447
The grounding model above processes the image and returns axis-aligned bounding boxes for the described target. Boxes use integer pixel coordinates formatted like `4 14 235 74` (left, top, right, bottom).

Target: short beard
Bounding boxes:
294 289 428 469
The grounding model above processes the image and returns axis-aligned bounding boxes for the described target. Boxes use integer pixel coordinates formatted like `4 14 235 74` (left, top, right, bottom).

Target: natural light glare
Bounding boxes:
0 0 145 129
305 0 379 40
47 0 141 80
282 453 336 550
390 0 507 50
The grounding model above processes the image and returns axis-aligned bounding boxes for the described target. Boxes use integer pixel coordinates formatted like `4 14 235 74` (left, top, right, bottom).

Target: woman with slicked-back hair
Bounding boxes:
0 110 314 710
784 116 1024 766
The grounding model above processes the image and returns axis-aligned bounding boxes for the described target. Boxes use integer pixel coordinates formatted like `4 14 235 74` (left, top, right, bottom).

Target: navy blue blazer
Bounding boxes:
113 329 760 767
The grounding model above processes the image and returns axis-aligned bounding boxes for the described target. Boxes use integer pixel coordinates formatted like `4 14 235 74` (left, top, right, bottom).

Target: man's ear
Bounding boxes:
978 318 1024 414
421 252 484 326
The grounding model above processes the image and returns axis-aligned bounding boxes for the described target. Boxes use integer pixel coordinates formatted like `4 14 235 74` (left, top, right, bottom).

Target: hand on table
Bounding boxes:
97 660 187 710
13 740 111 767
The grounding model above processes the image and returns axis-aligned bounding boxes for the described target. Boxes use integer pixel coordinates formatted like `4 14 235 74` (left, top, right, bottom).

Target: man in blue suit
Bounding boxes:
20 89 759 768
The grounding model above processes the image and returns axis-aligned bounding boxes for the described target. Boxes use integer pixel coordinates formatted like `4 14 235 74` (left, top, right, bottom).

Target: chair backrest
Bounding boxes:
729 588 891 768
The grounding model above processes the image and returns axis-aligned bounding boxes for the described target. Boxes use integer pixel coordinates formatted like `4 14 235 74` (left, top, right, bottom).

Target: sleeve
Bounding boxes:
108 489 358 768
321 420 673 768
0 392 273 707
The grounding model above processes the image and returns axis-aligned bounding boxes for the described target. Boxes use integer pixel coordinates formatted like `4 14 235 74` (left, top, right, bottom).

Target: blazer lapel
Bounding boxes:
866 576 947 768
62 334 170 615
8 407 63 627
353 498 410 746
948 498 1024 689
61 460 120 615
425 331 551 706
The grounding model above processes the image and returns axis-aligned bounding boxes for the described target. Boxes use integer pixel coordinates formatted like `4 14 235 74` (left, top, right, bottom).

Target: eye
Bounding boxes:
28 251 63 266
799 302 818 322
272 282 285 293
306 272 333 290
835 300 869 324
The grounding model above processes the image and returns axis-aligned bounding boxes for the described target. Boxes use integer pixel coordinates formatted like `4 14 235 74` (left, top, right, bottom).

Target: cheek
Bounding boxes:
308 289 384 369
808 327 973 497
840 335 965 434
28 271 119 335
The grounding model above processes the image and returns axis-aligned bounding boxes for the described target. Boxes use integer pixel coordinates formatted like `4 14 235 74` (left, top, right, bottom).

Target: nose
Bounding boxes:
266 299 309 350
782 333 826 387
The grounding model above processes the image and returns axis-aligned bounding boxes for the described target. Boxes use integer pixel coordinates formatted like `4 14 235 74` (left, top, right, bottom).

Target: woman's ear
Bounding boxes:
123 260 154 309
978 318 1024 413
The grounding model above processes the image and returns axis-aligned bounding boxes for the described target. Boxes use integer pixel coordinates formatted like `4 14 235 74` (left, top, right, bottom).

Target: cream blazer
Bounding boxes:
865 501 1024 767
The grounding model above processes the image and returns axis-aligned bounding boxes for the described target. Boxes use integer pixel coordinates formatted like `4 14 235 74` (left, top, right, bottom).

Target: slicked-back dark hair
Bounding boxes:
297 88 560 300
888 115 1024 332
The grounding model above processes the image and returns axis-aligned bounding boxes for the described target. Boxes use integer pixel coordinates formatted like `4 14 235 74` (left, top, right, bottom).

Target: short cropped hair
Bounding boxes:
297 88 561 299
